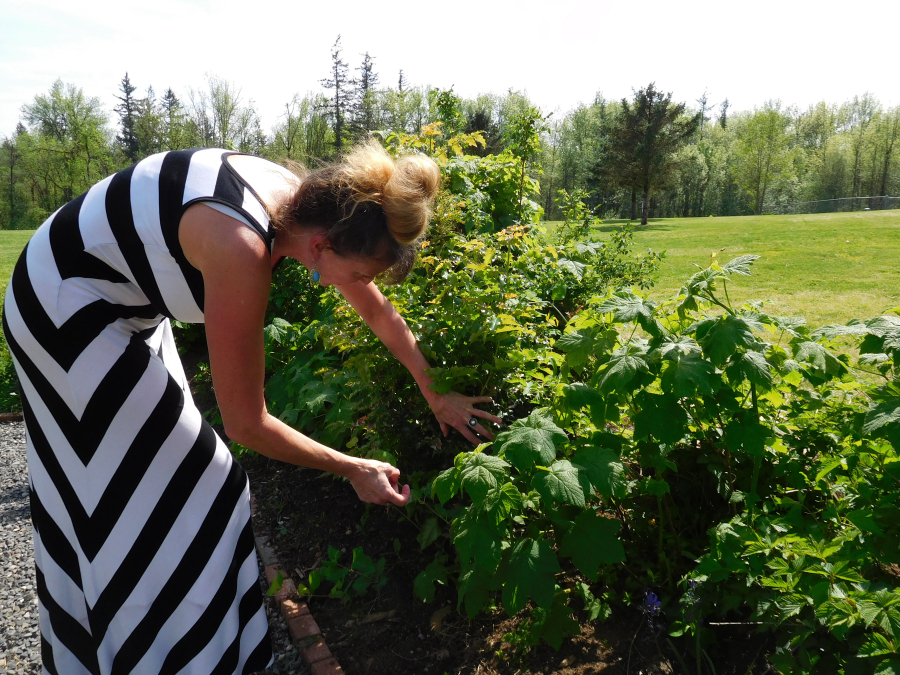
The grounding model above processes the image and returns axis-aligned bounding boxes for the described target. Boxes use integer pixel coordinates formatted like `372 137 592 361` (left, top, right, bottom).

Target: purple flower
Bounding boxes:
643 591 662 617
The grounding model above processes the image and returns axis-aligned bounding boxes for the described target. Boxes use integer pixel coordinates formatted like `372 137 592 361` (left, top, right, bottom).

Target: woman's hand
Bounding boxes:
428 391 503 445
345 458 411 506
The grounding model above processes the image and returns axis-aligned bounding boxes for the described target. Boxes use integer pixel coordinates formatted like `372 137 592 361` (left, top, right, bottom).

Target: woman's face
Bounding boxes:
316 249 392 287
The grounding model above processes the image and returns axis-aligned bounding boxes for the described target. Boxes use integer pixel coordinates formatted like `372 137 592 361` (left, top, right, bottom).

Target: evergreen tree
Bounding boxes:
320 35 351 154
397 70 407 93
351 52 379 136
134 86 162 158
115 73 140 162
161 88 184 150
719 98 730 129
606 83 700 224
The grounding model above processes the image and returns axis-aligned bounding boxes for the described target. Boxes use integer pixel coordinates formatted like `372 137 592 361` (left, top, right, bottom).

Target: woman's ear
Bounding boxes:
308 232 332 257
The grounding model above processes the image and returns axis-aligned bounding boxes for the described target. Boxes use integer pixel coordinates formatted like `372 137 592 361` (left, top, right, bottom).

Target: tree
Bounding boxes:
0 131 23 228
351 52 379 136
871 107 900 198
718 98 730 129
734 101 794 214
843 93 879 203
320 35 351 154
605 83 700 225
115 73 140 162
160 88 186 150
503 106 549 220
21 79 114 207
133 86 163 158
185 74 260 150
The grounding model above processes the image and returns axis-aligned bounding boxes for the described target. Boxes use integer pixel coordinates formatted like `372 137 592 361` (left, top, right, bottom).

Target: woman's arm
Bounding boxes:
337 280 502 444
179 204 410 505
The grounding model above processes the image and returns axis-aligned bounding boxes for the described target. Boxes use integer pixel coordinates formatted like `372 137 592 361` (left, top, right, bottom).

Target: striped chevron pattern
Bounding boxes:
3 149 274 674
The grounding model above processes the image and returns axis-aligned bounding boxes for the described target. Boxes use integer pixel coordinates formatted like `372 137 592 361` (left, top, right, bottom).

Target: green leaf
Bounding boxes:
432 465 462 505
696 315 758 366
864 395 900 435
534 460 586 508
682 266 726 296
815 457 846 483
584 597 612 622
651 334 702 360
556 329 595 368
413 555 448 603
598 342 649 395
551 279 567 301
726 350 774 389
721 254 761 276
452 512 503 571
479 482 523 526
572 447 626 498
725 418 770 457
494 409 567 472
813 322 870 340
633 394 688 444
792 341 846 377
460 453 510 505
846 509 886 536
458 562 493 618
417 517 442 550
263 317 292 345
562 382 603 410
859 601 884 627
874 656 900 675
350 547 376 575
595 289 657 327
859 633 896 658
660 351 718 397
501 537 562 615
531 599 581 649
559 510 625 580
558 257 586 280
266 570 284 596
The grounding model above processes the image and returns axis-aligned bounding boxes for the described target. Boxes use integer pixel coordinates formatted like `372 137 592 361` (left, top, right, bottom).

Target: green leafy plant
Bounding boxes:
301 546 388 603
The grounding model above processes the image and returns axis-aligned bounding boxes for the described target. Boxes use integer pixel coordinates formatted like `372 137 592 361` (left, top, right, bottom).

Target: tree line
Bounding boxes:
1 35 898 229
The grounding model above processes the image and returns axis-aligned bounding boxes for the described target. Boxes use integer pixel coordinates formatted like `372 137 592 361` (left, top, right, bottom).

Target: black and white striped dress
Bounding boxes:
3 149 277 674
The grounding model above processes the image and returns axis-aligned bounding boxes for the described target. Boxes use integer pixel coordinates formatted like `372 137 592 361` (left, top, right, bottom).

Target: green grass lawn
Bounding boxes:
573 210 900 326
0 230 33 303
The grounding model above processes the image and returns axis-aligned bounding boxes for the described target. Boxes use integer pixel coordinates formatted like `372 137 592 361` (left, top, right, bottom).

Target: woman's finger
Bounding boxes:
455 423 481 445
471 422 494 440
386 483 411 506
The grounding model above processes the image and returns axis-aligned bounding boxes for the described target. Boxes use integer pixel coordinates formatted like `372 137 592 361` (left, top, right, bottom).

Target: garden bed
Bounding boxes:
242 453 773 675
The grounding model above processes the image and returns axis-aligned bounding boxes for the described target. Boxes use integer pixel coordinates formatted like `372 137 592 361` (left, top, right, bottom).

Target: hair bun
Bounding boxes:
339 141 440 245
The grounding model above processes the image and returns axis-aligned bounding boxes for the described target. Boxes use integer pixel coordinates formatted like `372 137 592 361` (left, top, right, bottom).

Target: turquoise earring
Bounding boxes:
311 264 320 283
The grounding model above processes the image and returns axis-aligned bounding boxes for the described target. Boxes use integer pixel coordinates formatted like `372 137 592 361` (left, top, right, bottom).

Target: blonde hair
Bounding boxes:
337 140 440 245
276 141 439 281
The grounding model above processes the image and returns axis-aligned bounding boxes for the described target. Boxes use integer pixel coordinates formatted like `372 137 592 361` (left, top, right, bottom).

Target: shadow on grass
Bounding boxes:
591 218 677 234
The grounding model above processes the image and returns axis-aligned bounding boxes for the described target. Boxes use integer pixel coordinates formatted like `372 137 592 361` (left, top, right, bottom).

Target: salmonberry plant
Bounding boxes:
260 136 900 674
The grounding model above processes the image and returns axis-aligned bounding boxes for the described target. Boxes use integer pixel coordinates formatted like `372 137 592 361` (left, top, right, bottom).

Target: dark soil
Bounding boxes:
242 455 776 675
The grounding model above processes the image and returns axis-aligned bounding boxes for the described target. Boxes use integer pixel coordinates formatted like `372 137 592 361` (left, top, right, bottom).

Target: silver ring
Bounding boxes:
468 417 478 428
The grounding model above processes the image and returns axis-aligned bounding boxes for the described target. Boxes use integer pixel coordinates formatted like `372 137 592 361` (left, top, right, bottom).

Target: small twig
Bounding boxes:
626 615 644 675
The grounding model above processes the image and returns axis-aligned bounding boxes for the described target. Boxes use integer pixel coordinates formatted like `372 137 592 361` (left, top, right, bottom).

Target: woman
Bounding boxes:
3 142 501 674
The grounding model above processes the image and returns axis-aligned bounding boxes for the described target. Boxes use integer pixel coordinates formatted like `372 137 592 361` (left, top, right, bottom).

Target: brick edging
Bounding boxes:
251 494 344 675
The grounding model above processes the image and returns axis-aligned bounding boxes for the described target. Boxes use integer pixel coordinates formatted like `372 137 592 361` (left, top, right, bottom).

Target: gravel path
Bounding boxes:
0 421 307 675
0 421 40 674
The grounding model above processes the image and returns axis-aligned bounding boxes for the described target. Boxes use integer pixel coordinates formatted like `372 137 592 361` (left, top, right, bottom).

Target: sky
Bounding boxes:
1 0 898 136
